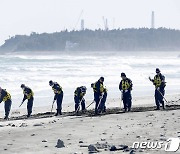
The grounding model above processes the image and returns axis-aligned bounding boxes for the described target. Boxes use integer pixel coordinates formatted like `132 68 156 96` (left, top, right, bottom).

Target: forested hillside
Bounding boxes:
1 28 180 51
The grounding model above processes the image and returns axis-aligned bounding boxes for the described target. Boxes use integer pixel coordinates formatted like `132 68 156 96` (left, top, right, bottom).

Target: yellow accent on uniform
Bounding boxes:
3 92 11 102
52 86 62 94
23 90 34 99
93 82 97 92
80 93 85 97
154 75 162 88
122 80 130 90
75 87 86 97
100 84 104 93
93 82 105 93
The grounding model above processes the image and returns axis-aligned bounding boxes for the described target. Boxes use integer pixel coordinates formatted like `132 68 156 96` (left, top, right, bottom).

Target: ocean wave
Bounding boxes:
0 52 179 99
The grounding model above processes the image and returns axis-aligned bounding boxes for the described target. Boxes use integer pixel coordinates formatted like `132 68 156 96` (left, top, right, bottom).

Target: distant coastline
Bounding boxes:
1 28 180 52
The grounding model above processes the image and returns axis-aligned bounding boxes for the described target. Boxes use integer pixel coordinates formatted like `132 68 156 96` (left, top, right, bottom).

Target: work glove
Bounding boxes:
54 95 57 101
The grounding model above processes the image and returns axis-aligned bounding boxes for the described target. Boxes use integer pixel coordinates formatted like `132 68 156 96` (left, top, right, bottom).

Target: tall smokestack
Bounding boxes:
151 11 155 29
105 19 108 31
81 19 84 31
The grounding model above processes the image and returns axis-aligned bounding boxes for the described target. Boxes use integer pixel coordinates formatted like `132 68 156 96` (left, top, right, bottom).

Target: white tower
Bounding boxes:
151 11 155 29
105 19 108 31
81 19 84 31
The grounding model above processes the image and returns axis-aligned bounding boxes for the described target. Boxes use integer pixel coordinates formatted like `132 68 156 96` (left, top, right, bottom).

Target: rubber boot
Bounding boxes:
162 102 165 109
155 106 160 110
82 109 86 114
123 108 127 112
103 106 106 113
55 109 59 116
59 109 62 115
95 109 99 115
128 108 131 112
4 115 8 120
27 113 31 118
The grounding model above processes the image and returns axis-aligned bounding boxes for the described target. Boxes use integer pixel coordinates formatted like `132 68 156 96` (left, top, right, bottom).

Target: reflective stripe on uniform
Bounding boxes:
53 87 62 94
93 82 105 93
23 90 34 99
75 87 86 97
122 80 130 90
93 82 97 92
100 84 104 93
3 92 11 102
154 75 162 88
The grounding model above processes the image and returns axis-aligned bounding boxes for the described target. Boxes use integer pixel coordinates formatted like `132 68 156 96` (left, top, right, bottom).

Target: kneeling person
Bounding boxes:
74 86 87 112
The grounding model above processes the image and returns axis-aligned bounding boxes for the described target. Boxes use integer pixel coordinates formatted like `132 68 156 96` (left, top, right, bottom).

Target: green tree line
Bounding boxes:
1 28 180 51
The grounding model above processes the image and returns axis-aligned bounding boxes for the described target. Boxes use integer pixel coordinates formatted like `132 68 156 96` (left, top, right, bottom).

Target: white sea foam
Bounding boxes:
0 51 179 110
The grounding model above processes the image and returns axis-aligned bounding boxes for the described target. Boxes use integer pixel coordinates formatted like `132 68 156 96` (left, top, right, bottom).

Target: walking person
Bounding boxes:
0 87 12 120
20 84 34 117
119 73 133 112
149 68 166 110
49 80 63 116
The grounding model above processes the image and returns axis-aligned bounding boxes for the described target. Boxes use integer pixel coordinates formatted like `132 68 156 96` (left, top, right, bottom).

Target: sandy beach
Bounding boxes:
0 94 180 154
1 0 180 153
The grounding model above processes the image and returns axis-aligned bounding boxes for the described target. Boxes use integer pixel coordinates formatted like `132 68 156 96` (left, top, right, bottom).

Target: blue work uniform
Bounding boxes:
52 82 63 113
93 80 104 114
74 86 86 112
119 78 133 111
151 74 166 109
22 86 34 116
98 88 107 113
0 89 12 119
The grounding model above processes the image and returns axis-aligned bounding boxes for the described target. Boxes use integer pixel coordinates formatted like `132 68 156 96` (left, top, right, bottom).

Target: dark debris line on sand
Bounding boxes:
0 102 180 122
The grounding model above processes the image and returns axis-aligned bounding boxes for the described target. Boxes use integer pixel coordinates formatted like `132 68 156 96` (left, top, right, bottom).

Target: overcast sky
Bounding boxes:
0 0 180 45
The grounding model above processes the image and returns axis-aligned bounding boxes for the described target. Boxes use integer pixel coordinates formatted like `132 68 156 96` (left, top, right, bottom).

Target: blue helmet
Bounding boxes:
21 84 25 88
156 68 160 73
49 80 53 86
121 72 126 77
100 77 104 82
